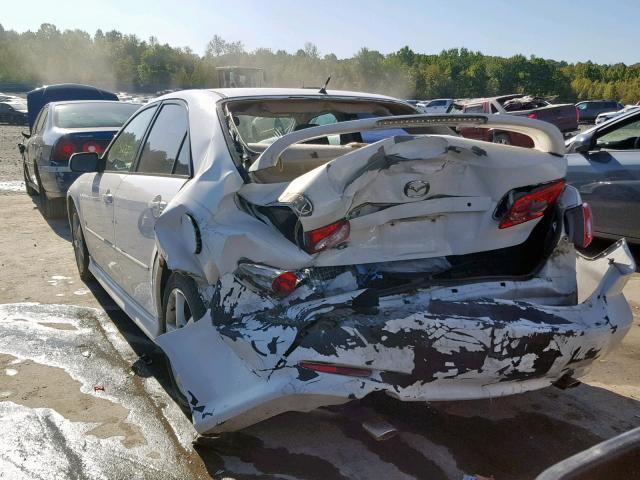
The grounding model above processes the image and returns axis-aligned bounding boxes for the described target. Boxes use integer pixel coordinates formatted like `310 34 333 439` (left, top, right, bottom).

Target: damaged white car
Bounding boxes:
67 88 636 434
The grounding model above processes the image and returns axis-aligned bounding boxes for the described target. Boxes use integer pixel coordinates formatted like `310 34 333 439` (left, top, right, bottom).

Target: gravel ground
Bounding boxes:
0 125 25 183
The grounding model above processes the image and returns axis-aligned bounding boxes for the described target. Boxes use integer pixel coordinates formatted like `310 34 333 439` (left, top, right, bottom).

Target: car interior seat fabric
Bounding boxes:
249 143 358 183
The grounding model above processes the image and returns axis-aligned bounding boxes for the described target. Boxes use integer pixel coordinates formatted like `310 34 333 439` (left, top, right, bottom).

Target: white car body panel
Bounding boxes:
65 88 635 435
114 175 187 314
78 172 126 278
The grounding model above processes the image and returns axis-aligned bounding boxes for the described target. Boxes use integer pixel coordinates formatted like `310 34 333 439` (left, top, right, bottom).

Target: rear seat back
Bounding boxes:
248 143 358 183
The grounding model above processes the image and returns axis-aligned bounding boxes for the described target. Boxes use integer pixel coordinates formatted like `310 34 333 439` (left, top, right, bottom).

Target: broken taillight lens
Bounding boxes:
304 219 350 253
498 180 565 229
271 271 299 296
298 361 371 377
235 263 300 297
527 112 538 119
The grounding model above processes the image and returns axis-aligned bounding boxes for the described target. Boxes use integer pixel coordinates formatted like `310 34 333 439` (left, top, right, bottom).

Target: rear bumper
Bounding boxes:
37 166 80 197
156 240 635 434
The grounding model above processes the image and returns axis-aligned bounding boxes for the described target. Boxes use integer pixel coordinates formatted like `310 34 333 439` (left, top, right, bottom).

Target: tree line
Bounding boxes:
1 23 639 103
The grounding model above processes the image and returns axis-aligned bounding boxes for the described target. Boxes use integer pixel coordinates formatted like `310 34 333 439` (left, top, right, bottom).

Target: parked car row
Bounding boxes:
576 100 624 124
0 92 28 125
17 84 636 437
18 84 140 217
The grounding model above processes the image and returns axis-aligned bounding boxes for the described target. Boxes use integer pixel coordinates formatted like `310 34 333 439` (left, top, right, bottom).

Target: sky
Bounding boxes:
2 0 638 64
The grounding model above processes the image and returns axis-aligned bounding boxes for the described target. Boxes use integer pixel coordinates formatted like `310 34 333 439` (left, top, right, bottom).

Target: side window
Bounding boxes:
490 104 499 114
0 104 7 113
136 103 189 175
595 118 640 151
173 133 191 176
308 112 340 145
309 113 337 126
34 107 48 133
577 103 588 111
465 104 484 114
105 106 157 172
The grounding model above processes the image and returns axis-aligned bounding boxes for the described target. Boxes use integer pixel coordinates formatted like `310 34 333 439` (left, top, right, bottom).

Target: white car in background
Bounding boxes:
595 105 640 125
66 88 635 435
419 98 454 114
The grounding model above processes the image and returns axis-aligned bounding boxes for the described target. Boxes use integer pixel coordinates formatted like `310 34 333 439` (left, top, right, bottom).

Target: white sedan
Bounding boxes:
67 88 635 434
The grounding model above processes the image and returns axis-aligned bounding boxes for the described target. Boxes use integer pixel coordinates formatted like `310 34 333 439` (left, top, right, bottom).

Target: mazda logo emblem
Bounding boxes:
404 180 430 198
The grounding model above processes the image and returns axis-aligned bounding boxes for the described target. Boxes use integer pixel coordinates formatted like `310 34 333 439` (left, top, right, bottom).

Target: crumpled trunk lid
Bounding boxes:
240 134 566 266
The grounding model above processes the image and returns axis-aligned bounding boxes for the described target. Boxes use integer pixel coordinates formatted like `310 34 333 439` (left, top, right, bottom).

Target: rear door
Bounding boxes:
79 105 158 278
566 114 640 241
114 101 191 315
25 106 49 184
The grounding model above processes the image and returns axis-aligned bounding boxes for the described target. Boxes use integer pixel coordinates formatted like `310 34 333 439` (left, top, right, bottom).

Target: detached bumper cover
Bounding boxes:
156 240 635 434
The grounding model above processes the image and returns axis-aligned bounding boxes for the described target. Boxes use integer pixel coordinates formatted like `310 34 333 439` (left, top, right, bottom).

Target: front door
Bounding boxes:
81 105 158 280
114 102 191 315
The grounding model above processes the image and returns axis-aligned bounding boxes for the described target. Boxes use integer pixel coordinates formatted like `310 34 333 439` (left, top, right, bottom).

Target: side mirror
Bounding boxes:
70 152 101 173
21 131 30 139
569 133 593 154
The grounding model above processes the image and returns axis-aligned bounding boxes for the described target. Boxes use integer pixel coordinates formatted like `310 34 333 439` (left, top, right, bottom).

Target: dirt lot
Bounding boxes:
0 124 639 479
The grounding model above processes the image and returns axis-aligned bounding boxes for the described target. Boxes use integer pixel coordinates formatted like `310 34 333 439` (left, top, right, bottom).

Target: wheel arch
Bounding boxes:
153 252 172 334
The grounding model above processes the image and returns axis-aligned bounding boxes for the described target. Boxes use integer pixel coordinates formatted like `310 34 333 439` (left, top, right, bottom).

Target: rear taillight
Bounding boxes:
303 219 350 253
271 271 299 297
82 141 104 155
564 202 594 248
298 361 371 377
582 202 593 247
52 137 106 162
498 180 565 229
235 263 300 297
527 112 538 119
53 139 77 161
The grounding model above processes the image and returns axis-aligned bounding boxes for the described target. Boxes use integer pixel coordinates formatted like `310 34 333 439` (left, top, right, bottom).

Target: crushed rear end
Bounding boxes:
155 113 635 434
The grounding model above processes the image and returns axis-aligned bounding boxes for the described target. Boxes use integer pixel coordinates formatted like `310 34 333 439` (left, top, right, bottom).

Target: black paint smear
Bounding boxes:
296 365 319 381
298 307 573 386
250 340 267 357
428 298 572 325
267 336 279 354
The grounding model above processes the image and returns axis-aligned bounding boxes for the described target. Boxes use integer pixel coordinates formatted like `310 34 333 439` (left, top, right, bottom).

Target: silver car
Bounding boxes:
566 108 640 243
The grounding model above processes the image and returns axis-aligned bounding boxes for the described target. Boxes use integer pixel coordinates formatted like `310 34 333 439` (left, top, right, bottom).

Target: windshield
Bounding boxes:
53 102 140 129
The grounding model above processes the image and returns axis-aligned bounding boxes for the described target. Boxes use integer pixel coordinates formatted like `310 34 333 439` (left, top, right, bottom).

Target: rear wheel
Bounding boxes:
161 272 206 408
493 133 512 145
35 167 66 219
70 206 93 281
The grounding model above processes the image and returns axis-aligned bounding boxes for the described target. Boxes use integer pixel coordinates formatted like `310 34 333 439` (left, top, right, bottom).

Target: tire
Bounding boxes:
161 272 206 408
493 133 512 145
35 166 66 219
70 205 93 281
23 165 37 196
162 272 206 332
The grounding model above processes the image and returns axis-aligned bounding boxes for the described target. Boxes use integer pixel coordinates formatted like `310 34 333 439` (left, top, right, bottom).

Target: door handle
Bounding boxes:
148 195 167 217
103 190 113 204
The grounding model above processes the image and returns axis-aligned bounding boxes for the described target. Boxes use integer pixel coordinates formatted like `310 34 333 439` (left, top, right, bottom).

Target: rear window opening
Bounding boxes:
53 102 140 129
221 97 453 182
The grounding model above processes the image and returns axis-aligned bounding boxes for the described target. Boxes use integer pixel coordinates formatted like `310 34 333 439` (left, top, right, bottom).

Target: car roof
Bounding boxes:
47 100 138 108
152 88 402 104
